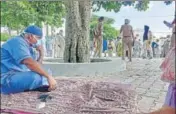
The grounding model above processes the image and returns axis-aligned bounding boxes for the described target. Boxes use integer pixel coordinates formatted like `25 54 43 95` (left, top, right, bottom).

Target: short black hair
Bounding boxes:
99 16 104 21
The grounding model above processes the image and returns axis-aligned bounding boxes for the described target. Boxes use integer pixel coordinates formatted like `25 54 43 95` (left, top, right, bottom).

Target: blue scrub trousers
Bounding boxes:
1 71 48 94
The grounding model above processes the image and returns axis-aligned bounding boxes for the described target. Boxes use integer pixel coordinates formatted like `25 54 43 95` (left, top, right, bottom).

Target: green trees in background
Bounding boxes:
1 1 65 36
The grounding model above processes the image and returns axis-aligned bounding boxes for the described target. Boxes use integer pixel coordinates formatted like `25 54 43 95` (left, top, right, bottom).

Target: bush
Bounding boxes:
1 33 10 41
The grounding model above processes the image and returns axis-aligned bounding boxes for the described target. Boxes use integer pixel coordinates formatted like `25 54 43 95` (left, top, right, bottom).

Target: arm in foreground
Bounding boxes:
22 58 57 91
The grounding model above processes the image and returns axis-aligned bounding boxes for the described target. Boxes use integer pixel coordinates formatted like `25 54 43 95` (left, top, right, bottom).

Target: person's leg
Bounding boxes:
1 71 49 94
127 38 132 61
149 48 153 59
97 39 101 57
122 38 125 60
97 38 103 58
93 38 98 57
96 39 100 57
108 50 112 57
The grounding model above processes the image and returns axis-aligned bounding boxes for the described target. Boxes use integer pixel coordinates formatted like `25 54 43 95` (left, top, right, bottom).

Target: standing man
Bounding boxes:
161 36 170 58
58 30 65 58
120 19 134 62
93 16 104 58
138 39 142 58
54 30 65 58
152 40 158 58
133 36 141 58
108 39 115 57
1 25 57 94
142 25 153 59
45 35 53 57
103 39 108 57
154 39 160 58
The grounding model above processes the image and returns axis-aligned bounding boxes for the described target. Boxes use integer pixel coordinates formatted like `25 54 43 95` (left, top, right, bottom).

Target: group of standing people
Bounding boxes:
45 30 65 58
92 17 170 61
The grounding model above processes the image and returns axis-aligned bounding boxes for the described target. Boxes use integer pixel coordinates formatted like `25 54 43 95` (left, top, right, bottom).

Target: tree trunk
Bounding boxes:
64 0 91 63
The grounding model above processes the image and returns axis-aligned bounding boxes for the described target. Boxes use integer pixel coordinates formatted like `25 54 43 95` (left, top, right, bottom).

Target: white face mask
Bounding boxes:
24 35 39 47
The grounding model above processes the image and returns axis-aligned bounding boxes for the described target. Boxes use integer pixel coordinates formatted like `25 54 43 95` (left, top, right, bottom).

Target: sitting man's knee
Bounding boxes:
29 71 43 81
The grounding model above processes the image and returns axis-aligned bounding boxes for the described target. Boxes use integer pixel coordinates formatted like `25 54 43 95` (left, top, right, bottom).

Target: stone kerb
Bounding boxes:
43 58 126 77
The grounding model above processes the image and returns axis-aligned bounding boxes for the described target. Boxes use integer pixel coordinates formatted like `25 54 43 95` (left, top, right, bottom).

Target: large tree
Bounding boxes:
63 0 174 63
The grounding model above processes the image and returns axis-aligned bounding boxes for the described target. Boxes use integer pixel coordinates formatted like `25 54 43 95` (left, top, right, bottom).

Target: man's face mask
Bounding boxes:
25 34 40 47
31 35 41 48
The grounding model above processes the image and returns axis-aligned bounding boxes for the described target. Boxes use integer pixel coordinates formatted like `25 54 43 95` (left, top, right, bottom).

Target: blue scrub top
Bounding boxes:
1 36 34 74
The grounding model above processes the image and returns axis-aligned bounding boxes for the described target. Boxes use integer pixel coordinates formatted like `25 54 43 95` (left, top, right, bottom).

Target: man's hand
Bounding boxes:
36 45 43 51
22 58 57 91
36 45 44 64
47 76 57 91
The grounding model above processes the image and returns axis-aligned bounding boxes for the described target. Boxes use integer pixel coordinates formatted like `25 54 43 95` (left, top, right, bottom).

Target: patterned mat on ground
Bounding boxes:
1 78 137 114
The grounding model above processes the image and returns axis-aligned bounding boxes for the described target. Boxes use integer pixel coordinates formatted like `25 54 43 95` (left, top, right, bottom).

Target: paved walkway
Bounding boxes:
99 58 168 113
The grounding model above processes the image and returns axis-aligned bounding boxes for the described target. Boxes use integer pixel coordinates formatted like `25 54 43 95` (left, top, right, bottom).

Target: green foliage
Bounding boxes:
1 1 65 31
103 24 119 40
1 1 35 30
28 1 65 27
1 0 172 32
92 0 172 12
90 15 119 41
1 33 10 41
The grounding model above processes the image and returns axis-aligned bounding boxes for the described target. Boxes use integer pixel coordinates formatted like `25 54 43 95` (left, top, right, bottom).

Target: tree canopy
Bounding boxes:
1 1 173 32
92 1 173 12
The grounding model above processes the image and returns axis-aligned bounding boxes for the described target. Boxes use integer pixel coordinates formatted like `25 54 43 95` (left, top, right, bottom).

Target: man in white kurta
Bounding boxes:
54 30 65 58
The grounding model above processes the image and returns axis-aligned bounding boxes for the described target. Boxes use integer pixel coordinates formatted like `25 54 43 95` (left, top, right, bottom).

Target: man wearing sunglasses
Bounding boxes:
1 25 57 94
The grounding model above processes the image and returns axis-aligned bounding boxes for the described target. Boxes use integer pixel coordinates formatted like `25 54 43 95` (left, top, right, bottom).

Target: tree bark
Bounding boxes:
64 0 91 63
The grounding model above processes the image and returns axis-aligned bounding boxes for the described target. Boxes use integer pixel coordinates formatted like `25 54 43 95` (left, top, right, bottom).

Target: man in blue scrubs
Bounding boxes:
1 25 57 94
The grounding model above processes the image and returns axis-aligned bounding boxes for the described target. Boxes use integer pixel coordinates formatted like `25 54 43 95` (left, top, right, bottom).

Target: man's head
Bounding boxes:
23 25 43 45
98 16 104 22
125 19 130 24
144 25 149 30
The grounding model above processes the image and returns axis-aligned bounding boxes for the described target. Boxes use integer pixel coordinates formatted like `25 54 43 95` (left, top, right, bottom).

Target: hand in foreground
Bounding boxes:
47 76 57 91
